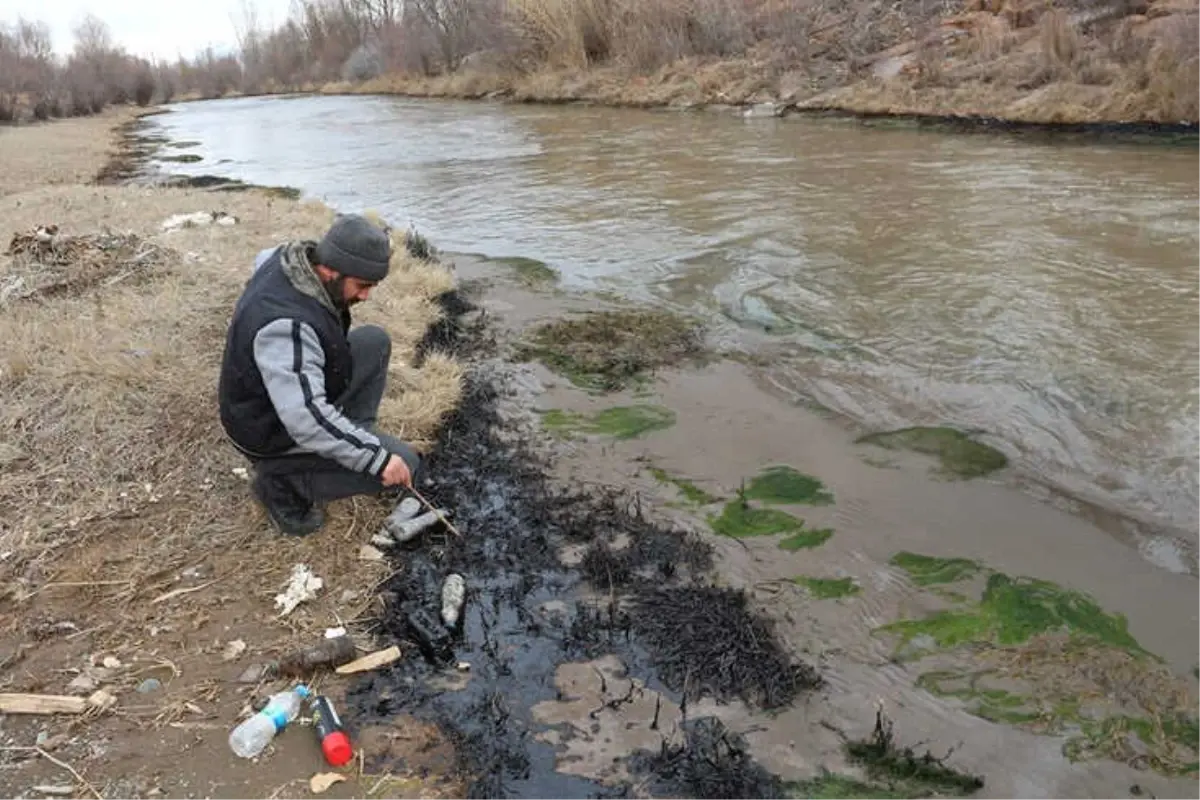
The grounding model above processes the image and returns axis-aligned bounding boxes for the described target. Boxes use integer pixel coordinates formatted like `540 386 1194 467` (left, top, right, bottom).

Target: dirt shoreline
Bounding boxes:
1 109 1196 800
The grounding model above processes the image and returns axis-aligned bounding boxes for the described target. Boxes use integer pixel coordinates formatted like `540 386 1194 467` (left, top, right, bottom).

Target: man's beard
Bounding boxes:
323 275 356 311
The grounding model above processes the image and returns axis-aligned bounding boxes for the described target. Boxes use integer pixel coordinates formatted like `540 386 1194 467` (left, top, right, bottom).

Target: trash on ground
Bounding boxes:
334 646 401 675
161 211 238 232
0 693 87 715
323 627 347 639
222 640 247 661
440 574 465 628
405 607 453 664
100 656 122 669
237 663 271 684
369 531 395 548
358 544 385 562
311 694 354 767
30 785 74 797
231 467 249 480
228 684 310 759
309 773 346 794
136 678 162 694
277 635 357 678
66 675 97 694
3 226 177 307
275 564 323 616
381 501 448 544
386 497 421 527
87 689 117 711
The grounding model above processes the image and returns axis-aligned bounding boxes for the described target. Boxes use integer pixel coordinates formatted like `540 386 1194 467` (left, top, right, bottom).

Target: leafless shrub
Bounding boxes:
343 42 385 81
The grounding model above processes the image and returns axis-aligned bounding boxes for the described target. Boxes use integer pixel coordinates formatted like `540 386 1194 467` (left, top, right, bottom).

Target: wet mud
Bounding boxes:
343 292 821 797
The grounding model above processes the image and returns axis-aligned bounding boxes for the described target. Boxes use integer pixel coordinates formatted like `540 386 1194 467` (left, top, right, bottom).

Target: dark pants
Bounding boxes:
252 325 422 506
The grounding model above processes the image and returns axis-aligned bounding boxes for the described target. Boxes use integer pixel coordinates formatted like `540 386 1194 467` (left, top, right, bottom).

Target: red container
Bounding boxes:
310 694 354 767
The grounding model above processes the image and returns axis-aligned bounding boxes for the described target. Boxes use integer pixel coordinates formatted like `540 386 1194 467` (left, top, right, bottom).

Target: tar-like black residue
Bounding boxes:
344 291 819 799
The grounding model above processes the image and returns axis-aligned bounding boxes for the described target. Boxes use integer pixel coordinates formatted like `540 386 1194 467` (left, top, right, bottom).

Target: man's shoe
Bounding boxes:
251 472 325 537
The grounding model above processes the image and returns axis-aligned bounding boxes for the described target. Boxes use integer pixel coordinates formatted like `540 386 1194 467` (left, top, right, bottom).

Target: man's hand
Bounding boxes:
381 455 412 488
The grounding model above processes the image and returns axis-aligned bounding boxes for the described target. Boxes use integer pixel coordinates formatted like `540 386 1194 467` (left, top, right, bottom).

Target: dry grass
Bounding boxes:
0 115 462 673
318 0 1200 124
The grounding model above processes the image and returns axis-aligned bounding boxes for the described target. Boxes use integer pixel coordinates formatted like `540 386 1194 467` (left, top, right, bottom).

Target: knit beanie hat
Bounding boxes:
315 214 391 282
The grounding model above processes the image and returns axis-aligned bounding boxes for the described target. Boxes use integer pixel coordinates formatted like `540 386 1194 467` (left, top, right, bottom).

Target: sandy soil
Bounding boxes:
1 109 1196 800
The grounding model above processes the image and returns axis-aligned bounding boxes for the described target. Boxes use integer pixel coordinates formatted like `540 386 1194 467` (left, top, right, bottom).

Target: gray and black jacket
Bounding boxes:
218 241 390 478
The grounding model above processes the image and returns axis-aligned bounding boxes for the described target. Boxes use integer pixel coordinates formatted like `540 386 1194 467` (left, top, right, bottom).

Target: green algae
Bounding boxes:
493 255 559 285
539 405 675 440
648 467 719 506
709 500 805 538
745 465 834 505
787 773 908 799
878 571 1145 656
795 576 860 599
890 552 984 586
916 671 1044 726
856 426 1008 479
888 552 1197 776
778 528 835 550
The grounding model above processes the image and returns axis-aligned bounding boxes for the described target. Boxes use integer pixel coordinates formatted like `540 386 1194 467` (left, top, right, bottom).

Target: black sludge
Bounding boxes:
344 291 819 798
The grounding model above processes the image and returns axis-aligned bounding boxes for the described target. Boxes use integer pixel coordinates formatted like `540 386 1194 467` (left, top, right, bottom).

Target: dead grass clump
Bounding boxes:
2 224 176 305
518 309 707 392
1039 8 1082 76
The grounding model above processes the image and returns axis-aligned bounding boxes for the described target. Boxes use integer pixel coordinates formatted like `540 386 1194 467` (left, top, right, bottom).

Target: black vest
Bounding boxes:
218 248 353 458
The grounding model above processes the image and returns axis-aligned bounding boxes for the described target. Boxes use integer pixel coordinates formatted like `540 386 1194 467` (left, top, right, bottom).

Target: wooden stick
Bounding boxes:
410 488 463 538
0 694 87 715
334 646 401 675
150 579 218 605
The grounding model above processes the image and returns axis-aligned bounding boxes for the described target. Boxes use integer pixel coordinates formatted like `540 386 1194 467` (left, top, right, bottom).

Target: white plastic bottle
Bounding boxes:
229 684 311 758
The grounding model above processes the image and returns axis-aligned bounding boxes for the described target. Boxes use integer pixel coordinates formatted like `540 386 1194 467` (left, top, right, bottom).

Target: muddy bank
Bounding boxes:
393 254 1200 798
342 291 838 796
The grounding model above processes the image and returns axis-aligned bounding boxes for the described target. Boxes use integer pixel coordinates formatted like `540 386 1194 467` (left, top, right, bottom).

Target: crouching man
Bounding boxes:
218 213 421 536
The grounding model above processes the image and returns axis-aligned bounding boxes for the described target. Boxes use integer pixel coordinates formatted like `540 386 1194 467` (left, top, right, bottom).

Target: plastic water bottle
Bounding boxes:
229 684 311 758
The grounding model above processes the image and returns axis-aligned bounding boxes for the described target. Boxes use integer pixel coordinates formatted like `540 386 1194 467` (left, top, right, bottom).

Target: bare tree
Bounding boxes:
408 0 478 71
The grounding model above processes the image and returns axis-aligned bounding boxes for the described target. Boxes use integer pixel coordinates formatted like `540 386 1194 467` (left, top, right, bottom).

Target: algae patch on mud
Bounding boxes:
879 552 1199 776
779 528 835 550
890 552 984 586
745 465 834 505
648 467 719 507
708 498 805 538
857 426 1007 479
493 255 559 285
795 576 860 599
881 571 1144 655
518 309 706 392
540 404 675 439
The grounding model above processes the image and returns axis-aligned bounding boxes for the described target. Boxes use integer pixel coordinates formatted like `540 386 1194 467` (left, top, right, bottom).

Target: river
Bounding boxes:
146 93 1200 560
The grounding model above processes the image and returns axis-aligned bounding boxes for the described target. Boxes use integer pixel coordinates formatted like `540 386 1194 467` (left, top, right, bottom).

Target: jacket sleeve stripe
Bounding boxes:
290 320 377 452
252 318 388 476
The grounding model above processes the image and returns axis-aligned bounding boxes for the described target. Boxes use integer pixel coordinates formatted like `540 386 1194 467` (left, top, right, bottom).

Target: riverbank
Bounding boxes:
307 0 1198 131
1 109 1197 799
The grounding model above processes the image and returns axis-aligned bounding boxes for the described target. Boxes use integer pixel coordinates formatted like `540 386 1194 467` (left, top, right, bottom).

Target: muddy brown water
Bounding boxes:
146 94 1199 566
